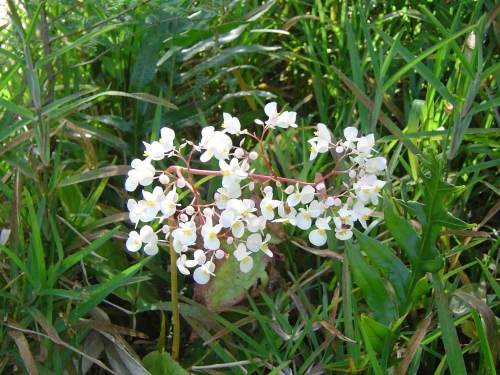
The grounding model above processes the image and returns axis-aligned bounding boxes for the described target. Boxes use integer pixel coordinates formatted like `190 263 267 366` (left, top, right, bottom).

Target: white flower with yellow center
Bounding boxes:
172 220 197 246
309 217 332 246
247 233 273 257
201 218 223 250
160 190 179 218
260 193 280 221
233 243 253 273
353 201 373 229
343 127 359 149
333 217 353 240
193 261 216 284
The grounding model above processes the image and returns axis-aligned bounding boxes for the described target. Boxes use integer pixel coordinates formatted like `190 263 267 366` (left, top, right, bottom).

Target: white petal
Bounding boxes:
239 256 253 273
193 267 210 284
309 229 327 246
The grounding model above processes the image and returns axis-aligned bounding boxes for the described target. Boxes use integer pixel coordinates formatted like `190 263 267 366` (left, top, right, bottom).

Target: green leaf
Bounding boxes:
352 229 410 314
143 351 188 375
384 196 418 265
196 249 269 310
360 314 397 356
345 241 397 326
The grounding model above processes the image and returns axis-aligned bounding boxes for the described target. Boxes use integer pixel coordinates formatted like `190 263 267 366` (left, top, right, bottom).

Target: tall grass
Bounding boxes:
0 0 499 374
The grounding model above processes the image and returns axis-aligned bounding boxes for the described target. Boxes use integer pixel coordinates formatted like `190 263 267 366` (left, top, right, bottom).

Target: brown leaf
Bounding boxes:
395 313 432 375
7 330 39 375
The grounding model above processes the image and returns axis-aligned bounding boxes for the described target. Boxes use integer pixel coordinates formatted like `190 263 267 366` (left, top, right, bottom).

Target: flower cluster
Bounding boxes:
125 103 387 284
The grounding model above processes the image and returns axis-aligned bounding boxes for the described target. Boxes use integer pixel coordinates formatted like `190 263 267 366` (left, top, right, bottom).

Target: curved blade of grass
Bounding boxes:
55 227 120 277
373 26 466 108
455 292 498 369
431 272 467 375
35 25 117 69
68 256 152 324
0 244 36 287
57 165 131 187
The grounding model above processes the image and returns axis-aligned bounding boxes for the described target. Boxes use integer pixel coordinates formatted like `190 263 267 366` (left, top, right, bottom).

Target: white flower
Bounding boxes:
364 156 387 175
143 141 167 161
287 184 315 207
333 217 353 240
308 138 329 160
219 210 245 238
125 159 156 191
295 200 322 230
176 254 190 275
172 220 197 246
201 219 223 250
221 113 241 134
353 201 373 229
343 127 359 149
160 190 179 218
354 174 385 205
357 134 375 154
201 131 233 162
144 238 159 255
185 249 207 268
247 233 273 257
127 199 154 223
126 225 158 253
126 231 142 252
264 102 279 126
193 261 216 284
219 158 248 188
310 123 331 144
337 206 357 226
233 243 253 273
260 193 280 221
159 127 176 152
309 217 332 246
273 202 297 226
276 111 298 128
142 186 165 219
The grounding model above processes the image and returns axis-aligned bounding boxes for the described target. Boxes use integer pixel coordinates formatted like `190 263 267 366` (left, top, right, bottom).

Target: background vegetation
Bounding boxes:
0 0 499 374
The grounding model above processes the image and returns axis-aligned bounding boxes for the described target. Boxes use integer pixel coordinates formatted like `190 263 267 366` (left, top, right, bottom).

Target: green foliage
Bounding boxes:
1 0 499 374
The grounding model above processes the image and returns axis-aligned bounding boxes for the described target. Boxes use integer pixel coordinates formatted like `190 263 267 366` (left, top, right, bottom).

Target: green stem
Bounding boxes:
169 220 180 361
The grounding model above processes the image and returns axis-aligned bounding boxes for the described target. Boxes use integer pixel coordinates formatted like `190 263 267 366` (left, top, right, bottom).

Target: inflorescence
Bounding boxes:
125 102 387 284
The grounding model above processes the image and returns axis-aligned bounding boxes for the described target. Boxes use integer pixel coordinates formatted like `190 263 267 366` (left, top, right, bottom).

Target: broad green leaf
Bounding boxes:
143 351 188 375
353 229 410 314
384 196 418 265
360 315 397 356
195 250 269 310
345 241 397 326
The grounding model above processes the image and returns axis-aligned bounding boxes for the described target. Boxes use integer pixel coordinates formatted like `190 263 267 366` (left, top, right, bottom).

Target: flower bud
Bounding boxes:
255 119 264 125
159 173 170 184
325 196 335 207
263 186 273 195
284 185 295 194
179 213 189 222
162 225 170 234
181 245 188 252
334 198 342 206
315 182 325 191
358 169 365 177
185 206 195 215
249 151 258 160
336 146 344 153
203 208 213 217
349 170 356 179
215 249 226 259
234 148 245 158
226 236 234 244
248 182 255 191
346 197 353 205
177 178 186 188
